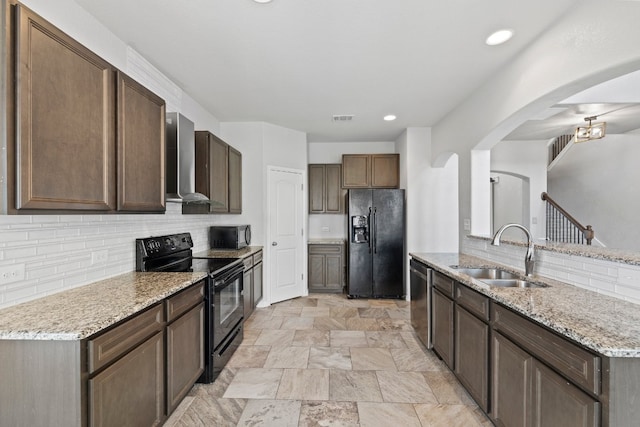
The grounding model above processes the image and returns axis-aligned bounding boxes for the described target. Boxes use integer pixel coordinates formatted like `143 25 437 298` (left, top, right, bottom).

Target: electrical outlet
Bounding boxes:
463 219 471 231
321 227 330 233
91 249 109 265
0 264 26 285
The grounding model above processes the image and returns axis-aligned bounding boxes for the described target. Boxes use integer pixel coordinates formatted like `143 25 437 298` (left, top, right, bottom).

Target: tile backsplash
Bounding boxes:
462 236 640 305
0 204 216 308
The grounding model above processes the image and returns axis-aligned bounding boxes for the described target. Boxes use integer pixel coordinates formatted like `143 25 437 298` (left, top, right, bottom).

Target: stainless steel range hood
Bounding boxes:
165 112 209 203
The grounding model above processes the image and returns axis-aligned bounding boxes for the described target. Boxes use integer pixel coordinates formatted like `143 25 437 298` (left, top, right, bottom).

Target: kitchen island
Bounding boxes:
411 252 640 427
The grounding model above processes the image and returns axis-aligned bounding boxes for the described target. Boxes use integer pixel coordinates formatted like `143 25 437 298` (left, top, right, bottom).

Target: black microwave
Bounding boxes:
210 225 251 249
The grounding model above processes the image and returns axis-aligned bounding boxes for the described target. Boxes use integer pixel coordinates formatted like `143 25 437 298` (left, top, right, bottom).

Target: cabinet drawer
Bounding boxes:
253 250 263 264
433 271 455 298
456 284 489 322
88 304 164 374
243 256 253 270
308 244 343 254
166 282 205 323
492 304 601 395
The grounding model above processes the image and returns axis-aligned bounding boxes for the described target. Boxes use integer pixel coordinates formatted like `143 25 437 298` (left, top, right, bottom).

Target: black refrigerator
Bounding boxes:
347 189 405 298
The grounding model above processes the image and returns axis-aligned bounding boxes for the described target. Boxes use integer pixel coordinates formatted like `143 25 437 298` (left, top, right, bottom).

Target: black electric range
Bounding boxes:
135 232 245 383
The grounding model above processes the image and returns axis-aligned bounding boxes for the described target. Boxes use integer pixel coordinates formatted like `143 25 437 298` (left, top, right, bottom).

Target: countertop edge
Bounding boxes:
0 271 208 341
193 246 263 259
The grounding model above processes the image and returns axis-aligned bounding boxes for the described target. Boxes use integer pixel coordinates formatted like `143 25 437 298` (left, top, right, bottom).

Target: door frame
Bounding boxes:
259 165 307 307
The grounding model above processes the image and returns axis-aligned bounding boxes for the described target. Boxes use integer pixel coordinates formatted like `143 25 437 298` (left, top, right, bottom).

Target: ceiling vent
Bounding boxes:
332 115 354 122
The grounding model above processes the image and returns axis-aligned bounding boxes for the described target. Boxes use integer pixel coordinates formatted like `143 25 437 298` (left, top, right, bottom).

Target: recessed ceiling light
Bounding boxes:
383 115 397 121
486 29 514 46
253 0 273 3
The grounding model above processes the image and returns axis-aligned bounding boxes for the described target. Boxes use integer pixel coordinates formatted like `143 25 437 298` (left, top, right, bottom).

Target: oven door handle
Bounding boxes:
212 265 244 290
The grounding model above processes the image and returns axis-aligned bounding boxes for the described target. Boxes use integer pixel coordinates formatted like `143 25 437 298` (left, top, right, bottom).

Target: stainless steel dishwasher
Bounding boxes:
410 259 432 348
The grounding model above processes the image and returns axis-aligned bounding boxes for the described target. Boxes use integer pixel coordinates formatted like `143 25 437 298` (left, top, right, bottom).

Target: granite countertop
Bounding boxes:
193 246 263 259
410 252 640 358
0 271 207 341
308 239 346 245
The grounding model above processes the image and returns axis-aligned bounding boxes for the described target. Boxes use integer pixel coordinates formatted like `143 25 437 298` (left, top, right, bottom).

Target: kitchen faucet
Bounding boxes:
491 223 535 277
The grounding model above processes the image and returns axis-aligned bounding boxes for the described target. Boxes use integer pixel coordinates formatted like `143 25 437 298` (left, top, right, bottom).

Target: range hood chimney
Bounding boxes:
165 112 209 203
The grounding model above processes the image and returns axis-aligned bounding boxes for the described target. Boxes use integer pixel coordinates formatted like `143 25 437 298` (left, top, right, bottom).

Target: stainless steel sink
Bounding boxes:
452 267 519 280
480 279 547 288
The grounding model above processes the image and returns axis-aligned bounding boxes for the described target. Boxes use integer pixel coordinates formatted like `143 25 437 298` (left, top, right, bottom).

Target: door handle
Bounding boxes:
272 242 278 246
367 207 372 254
373 207 377 254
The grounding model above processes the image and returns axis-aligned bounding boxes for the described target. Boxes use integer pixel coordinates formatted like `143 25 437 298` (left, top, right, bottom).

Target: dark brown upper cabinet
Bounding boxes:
9 3 165 213
342 154 400 189
14 4 116 211
228 146 242 214
116 72 166 212
194 131 242 214
309 164 344 214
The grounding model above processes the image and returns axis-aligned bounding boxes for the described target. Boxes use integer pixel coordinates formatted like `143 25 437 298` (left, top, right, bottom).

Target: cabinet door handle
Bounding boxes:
272 242 278 246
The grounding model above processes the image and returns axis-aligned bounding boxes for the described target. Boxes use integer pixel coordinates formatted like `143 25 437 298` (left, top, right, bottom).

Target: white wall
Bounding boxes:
218 122 266 243
264 123 308 171
308 141 396 164
491 173 525 239
490 139 548 241
548 134 640 251
432 1 640 251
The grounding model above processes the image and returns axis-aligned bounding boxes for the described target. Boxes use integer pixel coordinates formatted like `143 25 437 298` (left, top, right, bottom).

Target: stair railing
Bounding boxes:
541 192 594 245
549 134 573 165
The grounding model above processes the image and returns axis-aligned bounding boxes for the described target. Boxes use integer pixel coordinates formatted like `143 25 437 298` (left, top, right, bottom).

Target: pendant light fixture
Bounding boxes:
575 116 606 143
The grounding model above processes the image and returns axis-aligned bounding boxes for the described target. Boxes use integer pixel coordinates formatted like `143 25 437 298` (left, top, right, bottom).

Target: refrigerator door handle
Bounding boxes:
372 207 377 254
367 207 373 254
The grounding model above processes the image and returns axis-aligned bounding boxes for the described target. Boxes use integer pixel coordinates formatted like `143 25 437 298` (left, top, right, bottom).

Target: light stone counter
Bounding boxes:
308 239 346 245
0 271 207 341
411 252 640 357
193 245 263 259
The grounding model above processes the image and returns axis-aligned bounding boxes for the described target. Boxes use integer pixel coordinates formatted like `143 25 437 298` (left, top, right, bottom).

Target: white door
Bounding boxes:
267 167 305 304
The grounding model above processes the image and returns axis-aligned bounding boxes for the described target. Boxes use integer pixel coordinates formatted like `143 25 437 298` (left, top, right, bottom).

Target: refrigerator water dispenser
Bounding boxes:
351 215 369 243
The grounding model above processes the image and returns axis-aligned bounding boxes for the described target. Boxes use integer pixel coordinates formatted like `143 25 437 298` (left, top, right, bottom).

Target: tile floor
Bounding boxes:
165 293 494 427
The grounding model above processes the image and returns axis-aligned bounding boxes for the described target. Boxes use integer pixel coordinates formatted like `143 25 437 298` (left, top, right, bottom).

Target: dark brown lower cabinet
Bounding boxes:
89 331 165 427
243 251 264 319
432 288 454 369
455 305 489 411
253 258 263 306
532 360 599 427
491 331 600 427
166 302 205 414
492 331 533 427
308 243 345 293
411 259 640 427
243 257 254 319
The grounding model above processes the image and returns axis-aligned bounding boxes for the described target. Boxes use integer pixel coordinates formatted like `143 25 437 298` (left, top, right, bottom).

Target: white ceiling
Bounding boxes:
74 0 589 142
505 70 640 140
